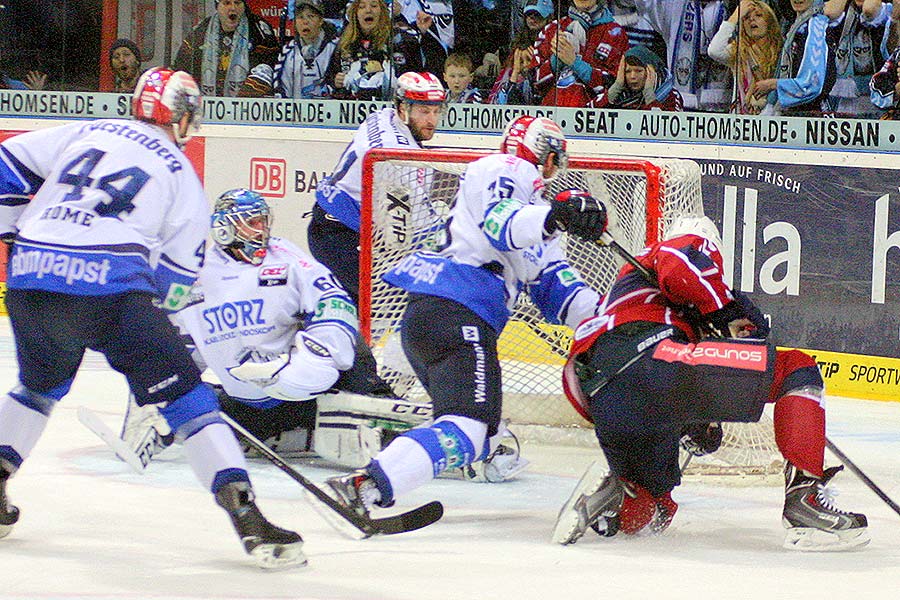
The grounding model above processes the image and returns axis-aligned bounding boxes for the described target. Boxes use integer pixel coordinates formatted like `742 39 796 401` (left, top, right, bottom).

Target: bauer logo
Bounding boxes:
250 158 286 198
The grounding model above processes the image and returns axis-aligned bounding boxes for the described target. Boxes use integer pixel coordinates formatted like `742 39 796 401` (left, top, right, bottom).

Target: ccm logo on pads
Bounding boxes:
652 339 768 371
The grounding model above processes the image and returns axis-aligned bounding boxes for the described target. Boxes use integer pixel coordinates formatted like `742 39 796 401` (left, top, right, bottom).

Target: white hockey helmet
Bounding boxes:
395 71 448 107
665 215 723 249
211 188 272 264
500 115 568 174
132 67 202 147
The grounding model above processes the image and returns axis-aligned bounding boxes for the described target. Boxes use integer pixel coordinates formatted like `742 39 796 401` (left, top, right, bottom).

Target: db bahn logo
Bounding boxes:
250 158 286 198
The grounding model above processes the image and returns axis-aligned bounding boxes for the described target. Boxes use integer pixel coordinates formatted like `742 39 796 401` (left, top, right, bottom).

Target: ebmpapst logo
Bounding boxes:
250 157 286 198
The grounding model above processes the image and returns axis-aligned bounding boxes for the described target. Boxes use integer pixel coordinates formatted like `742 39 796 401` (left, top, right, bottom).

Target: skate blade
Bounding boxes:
783 524 870 552
0 524 12 539
250 541 308 569
552 461 609 545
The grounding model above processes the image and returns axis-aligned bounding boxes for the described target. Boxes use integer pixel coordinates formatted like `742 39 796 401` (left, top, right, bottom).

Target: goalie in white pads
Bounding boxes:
121 188 524 479
325 115 606 515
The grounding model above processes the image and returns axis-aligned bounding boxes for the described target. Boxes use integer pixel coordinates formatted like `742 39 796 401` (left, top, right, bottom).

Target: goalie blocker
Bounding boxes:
115 388 527 483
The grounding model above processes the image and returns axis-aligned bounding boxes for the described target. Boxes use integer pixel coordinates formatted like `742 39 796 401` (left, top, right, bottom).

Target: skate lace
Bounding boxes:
815 485 848 514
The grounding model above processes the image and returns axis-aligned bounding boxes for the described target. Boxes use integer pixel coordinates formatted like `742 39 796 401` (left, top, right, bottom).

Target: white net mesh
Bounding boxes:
361 149 782 479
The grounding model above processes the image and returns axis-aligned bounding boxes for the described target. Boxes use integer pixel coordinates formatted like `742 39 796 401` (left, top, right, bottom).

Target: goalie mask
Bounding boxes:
500 115 568 178
665 215 723 249
211 189 272 265
132 67 202 148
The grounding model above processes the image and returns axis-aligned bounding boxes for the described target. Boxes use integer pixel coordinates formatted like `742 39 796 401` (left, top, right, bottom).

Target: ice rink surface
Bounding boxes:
1 320 899 600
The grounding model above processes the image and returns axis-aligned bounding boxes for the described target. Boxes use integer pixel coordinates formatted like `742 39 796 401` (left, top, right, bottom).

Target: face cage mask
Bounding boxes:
172 94 202 148
212 208 272 265
541 135 569 181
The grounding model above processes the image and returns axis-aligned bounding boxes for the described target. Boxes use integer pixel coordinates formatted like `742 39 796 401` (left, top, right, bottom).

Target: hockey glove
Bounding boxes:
227 348 291 386
731 290 770 339
679 422 723 457
545 189 608 241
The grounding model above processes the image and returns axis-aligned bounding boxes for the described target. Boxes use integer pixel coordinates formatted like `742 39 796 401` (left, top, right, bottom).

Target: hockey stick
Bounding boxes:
220 412 444 538
826 438 900 518
77 406 148 474
598 231 900 517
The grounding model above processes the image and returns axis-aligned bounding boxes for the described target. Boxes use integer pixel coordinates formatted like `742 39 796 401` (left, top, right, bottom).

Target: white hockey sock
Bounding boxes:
375 436 436 499
182 421 249 491
0 393 52 466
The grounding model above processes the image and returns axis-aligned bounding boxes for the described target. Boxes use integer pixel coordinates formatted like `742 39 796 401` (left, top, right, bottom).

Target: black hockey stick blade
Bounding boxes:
220 413 443 536
826 437 900 519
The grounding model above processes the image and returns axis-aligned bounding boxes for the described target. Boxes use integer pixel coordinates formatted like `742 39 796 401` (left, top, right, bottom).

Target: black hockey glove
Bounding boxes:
679 422 723 457
732 290 770 339
545 189 608 241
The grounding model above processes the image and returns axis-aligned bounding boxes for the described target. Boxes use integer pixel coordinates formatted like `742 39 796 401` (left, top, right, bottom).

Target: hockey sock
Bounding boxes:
773 392 825 478
619 480 679 535
0 385 65 470
375 415 487 501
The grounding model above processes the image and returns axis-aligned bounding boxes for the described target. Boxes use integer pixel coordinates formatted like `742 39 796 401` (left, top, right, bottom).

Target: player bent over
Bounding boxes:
325 115 608 516
0 69 303 568
553 215 868 551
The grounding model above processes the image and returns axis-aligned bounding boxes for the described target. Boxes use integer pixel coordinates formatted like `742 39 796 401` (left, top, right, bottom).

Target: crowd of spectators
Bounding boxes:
7 0 900 120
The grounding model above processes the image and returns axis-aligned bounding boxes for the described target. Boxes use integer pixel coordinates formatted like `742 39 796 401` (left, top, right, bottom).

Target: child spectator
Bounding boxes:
593 44 683 109
488 0 553 104
444 52 484 102
325 0 395 100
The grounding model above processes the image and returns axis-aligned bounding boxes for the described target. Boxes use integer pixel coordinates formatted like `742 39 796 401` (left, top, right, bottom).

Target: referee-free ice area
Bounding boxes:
1 319 899 600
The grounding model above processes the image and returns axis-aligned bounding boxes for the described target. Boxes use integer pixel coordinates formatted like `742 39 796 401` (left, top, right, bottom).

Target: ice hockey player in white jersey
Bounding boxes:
326 115 608 515
308 71 448 397
0 68 304 568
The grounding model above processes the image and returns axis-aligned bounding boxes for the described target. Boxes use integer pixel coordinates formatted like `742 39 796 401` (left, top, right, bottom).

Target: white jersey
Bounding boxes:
384 153 600 332
314 107 424 231
0 119 207 304
176 237 358 401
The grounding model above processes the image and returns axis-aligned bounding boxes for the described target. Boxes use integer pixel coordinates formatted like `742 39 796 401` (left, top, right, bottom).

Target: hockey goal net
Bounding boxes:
359 148 782 479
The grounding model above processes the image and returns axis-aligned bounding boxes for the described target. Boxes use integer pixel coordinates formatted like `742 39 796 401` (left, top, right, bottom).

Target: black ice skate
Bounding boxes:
0 469 19 539
215 481 306 569
325 470 384 518
552 461 624 545
782 463 869 551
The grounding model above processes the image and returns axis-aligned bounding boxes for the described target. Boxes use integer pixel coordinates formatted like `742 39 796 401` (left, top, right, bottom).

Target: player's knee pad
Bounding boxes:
771 350 823 401
158 383 223 441
313 392 431 468
402 415 488 477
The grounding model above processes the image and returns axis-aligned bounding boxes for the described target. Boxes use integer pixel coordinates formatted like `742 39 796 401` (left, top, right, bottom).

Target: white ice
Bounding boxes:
1 318 899 600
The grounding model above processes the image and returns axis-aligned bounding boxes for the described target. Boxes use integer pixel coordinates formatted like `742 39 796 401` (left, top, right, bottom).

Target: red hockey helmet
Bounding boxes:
395 71 448 105
500 115 568 172
132 67 202 147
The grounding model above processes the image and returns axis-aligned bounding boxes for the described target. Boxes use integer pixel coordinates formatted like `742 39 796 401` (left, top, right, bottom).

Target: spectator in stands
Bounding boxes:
397 0 454 52
0 71 46 91
444 52 484 102
240 0 338 98
487 0 553 104
751 0 836 116
592 43 683 109
826 0 894 119
708 0 784 114
635 0 733 112
173 0 279 97
391 0 449 78
107 39 143 93
531 0 630 107
325 0 395 100
609 0 667 61
870 41 900 117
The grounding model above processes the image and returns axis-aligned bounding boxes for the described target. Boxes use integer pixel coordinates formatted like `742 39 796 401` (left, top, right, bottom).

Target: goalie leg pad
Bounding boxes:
459 421 529 483
314 392 432 468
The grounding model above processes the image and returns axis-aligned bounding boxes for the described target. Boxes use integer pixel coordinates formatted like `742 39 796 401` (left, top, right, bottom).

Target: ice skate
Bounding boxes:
782 463 869 551
325 470 383 518
0 470 19 539
553 461 624 545
215 481 306 569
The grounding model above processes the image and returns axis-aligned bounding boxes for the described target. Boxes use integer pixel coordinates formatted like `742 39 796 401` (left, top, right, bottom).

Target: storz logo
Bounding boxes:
250 158 286 198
